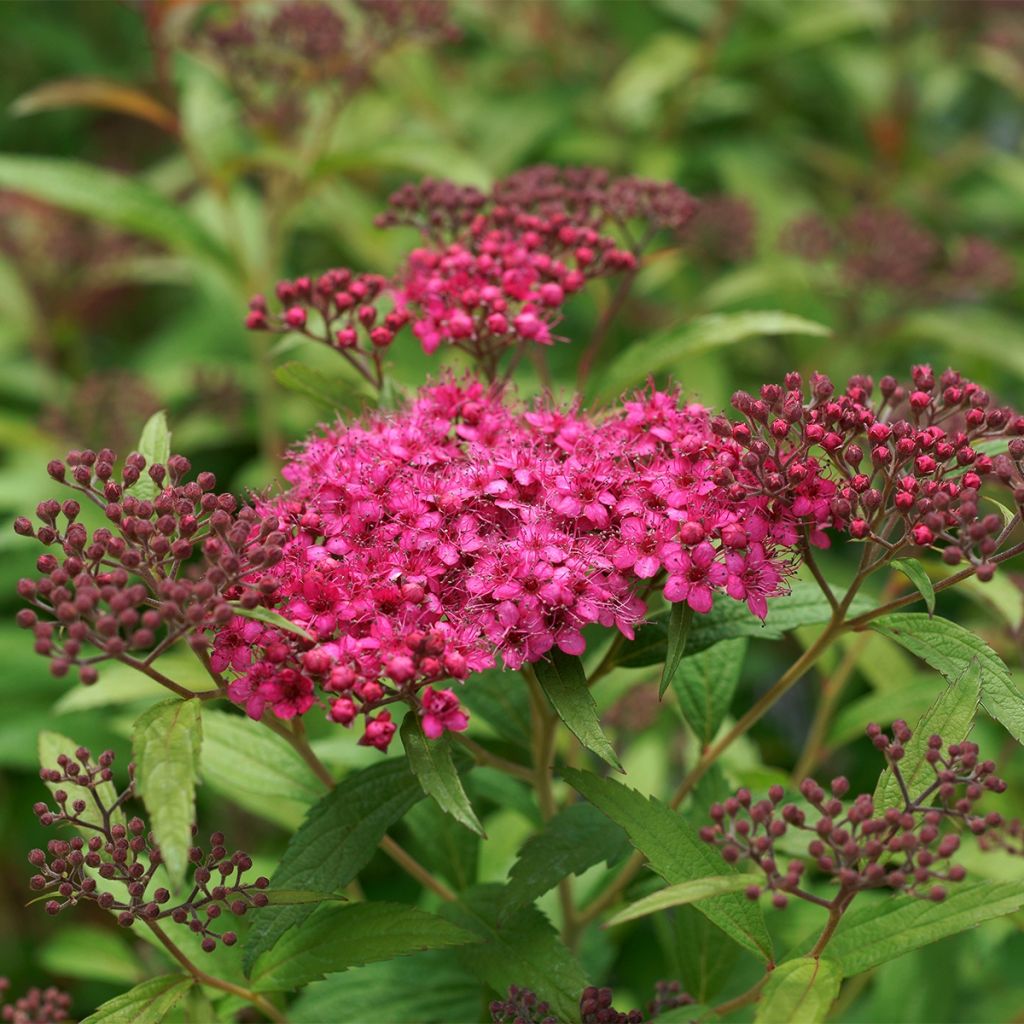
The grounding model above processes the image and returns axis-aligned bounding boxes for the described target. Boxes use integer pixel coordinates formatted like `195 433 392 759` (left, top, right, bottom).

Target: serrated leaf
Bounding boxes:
873 660 981 808
503 802 630 915
38 730 123 831
869 613 1024 744
401 715 485 837
674 639 748 748
80 975 193 1024
534 649 622 770
890 558 936 615
288 951 482 1024
605 874 762 928
459 668 533 751
229 604 313 641
440 884 588 1023
671 906 741 1003
0 156 233 269
242 757 425 972
806 880 1024 975
620 581 870 668
249 902 476 991
660 603 694 698
563 768 773 962
200 709 321 828
601 311 830 396
755 957 841 1024
274 360 369 410
132 699 202 889
262 889 349 906
131 410 171 501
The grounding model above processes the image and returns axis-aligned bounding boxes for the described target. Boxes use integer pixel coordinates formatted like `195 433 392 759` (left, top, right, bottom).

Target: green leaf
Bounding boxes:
80 975 194 1024
503 802 630 915
660 603 694 699
39 925 144 986
755 957 842 1024
401 714 485 837
873 660 981 808
620 581 870 669
605 874 762 928
563 768 773 962
132 698 203 889
131 410 171 501
262 889 349 906
200 709 321 828
870 613 1024 744
890 558 936 616
812 880 1024 975
673 639 748 748
827 674 940 750
38 730 122 831
274 360 369 410
242 757 425 973
440 884 588 1023
289 951 483 1024
0 156 233 270
601 311 830 396
459 668 533 751
249 902 476 991
671 906 742 1003
229 603 314 642
533 649 622 770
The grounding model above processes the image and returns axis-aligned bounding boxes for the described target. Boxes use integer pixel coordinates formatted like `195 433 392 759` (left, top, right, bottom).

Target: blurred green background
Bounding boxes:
2 1 1024 1019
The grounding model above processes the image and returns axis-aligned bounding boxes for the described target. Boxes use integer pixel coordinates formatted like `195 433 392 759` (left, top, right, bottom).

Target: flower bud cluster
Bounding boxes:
702 723 1020 909
720 365 1024 576
781 206 1014 302
211 375 808 749
246 270 409 388
29 748 269 952
489 983 691 1024
14 448 285 685
0 978 71 1024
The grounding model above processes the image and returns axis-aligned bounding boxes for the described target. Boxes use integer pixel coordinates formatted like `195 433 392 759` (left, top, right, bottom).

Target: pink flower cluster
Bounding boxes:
212 376 810 748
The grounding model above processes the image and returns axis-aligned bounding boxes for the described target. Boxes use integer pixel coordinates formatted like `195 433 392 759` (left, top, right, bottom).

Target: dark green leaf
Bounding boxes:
262 889 349 906
890 558 936 616
459 669 533 751
873 660 980 808
440 884 588 1023
563 768 772 962
402 795 480 892
754 957 841 1023
806 880 1024 975
288 951 482 1024
660 603 694 698
503 802 630 915
826 674 939 750
671 906 741 1003
80 975 193 1024
401 714 485 837
242 757 425 973
533 650 622 770
274 361 368 410
0 156 233 270
249 902 477 991
229 604 313 642
131 410 171 501
673 639 748 747
870 613 1024 744
132 698 202 889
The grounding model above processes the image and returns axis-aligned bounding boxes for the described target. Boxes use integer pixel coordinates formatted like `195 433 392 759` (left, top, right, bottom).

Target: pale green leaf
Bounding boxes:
274 360 369 410
606 874 762 927
401 714 485 837
131 410 171 501
38 730 123 831
80 975 193 1024
533 650 622 770
755 957 841 1024
132 699 203 888
39 925 144 986
249 902 476 991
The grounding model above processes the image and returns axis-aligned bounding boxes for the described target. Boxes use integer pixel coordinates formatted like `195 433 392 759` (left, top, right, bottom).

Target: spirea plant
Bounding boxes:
13 164 1024 1024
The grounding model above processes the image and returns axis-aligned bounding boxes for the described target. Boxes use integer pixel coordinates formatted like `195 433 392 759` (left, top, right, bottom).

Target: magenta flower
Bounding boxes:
663 542 728 613
420 687 470 738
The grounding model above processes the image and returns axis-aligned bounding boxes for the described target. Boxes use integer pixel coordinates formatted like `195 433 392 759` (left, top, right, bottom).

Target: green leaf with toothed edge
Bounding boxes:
562 768 773 962
131 410 171 501
890 558 936 615
533 648 622 770
400 714 485 837
754 957 842 1024
660 602 694 698
605 874 763 927
132 698 203 890
673 638 748 747
38 730 124 832
870 613 1024 745
80 974 194 1024
872 659 981 810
